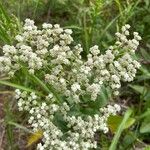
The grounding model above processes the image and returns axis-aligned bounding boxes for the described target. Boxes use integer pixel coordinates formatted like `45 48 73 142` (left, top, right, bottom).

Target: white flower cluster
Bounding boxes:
0 19 141 99
0 19 141 150
15 89 120 150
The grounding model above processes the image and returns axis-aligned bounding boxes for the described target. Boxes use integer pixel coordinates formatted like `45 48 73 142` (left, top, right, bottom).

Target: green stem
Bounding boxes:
109 109 133 150
31 74 62 104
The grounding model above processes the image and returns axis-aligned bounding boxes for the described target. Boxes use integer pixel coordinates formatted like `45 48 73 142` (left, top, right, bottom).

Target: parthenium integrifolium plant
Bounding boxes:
0 19 141 150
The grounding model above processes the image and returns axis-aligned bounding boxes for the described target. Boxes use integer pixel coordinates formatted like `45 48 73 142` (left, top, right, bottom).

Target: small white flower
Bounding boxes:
65 29 73 34
15 35 23 42
71 83 81 92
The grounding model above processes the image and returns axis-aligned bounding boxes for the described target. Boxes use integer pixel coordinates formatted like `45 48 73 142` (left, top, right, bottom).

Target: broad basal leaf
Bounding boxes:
27 130 43 147
108 115 135 133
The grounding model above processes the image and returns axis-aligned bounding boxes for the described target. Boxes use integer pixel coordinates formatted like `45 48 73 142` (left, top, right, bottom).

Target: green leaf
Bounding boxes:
0 2 11 23
108 115 135 133
0 25 12 43
63 25 82 30
22 67 62 103
0 80 42 95
31 74 51 93
97 86 110 107
140 123 150 133
27 130 43 147
121 132 136 149
129 85 150 101
129 85 144 94
109 109 133 150
30 74 62 103
8 121 33 133
140 48 150 61
138 109 150 120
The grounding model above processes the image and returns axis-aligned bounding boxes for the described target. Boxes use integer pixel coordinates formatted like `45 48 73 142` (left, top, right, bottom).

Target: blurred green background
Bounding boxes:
0 0 150 149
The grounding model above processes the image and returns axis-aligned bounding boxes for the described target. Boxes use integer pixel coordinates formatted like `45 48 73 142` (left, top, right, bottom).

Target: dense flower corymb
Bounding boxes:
0 19 141 150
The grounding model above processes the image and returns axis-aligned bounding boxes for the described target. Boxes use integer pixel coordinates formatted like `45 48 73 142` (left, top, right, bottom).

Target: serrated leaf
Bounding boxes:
27 130 43 147
108 115 135 133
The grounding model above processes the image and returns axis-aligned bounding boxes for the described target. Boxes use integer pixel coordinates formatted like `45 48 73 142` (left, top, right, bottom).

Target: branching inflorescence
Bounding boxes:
0 19 141 150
